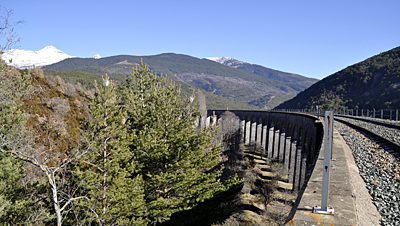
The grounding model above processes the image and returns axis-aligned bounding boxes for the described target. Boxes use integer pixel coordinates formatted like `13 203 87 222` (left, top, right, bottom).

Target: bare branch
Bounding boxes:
0 7 23 52
60 196 89 213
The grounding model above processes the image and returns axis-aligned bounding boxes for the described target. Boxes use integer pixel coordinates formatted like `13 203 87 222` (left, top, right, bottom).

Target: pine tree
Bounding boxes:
123 61 239 224
0 61 32 155
0 152 53 224
76 75 147 225
0 151 26 221
0 58 53 224
0 53 31 218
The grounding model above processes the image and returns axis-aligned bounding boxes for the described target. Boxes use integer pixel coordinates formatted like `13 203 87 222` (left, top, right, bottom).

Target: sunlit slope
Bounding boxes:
43 53 315 109
275 46 400 110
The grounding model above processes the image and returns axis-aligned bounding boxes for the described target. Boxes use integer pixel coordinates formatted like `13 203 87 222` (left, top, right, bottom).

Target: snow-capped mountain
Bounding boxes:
1 46 74 69
206 57 245 67
92 54 101 59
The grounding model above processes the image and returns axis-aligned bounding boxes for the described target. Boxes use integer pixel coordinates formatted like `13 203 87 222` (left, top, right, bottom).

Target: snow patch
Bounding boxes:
92 54 101 59
205 57 245 67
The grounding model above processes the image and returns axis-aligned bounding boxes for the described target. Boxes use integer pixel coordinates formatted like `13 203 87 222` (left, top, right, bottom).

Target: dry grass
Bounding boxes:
213 143 294 226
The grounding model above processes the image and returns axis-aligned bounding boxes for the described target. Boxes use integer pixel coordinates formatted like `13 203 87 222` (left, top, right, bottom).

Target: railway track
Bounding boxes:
334 115 400 157
336 114 400 128
334 115 400 225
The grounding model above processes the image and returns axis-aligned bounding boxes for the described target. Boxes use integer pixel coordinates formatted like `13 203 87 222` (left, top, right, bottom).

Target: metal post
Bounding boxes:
361 109 363 117
313 111 334 214
356 109 358 116
397 110 399 121
373 109 376 118
381 109 383 119
367 110 369 117
390 110 392 120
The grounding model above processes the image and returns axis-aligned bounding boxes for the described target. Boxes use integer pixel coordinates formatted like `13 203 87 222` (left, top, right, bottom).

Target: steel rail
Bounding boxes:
335 115 400 130
334 117 400 153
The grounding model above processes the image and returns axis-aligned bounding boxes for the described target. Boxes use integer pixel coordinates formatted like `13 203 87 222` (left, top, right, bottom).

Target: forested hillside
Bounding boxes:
276 46 400 110
43 53 315 109
43 69 256 110
0 60 241 225
208 57 317 90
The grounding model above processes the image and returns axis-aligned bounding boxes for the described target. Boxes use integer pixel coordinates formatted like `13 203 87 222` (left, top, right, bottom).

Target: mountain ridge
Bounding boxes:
1 46 103 69
2 46 318 109
275 46 400 110
207 56 318 87
1 46 74 69
43 52 317 109
206 57 245 67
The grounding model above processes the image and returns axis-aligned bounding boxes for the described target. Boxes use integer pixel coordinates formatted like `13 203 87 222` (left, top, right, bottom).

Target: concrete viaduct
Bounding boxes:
206 110 324 191
206 110 363 225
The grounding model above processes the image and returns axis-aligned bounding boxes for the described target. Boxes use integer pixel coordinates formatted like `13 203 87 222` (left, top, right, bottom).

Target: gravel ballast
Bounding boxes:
335 122 400 226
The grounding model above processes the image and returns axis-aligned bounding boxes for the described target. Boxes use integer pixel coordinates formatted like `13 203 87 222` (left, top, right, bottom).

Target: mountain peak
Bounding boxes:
1 46 74 69
42 45 58 50
92 54 101 59
206 57 245 67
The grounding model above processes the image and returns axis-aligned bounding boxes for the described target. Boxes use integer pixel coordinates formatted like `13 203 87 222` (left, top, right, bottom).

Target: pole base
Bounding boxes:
312 206 334 214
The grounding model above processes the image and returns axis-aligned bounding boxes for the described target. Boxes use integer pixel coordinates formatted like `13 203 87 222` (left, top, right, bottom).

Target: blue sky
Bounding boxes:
2 0 399 79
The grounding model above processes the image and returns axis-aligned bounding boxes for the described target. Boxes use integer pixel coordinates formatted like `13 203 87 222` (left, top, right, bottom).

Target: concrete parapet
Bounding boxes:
208 110 359 225
287 129 357 225
208 110 323 192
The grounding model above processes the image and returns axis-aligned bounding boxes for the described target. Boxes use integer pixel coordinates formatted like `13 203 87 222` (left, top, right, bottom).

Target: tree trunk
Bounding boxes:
49 176 62 226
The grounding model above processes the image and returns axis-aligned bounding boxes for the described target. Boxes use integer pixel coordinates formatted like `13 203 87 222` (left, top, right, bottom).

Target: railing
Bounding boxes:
273 109 400 121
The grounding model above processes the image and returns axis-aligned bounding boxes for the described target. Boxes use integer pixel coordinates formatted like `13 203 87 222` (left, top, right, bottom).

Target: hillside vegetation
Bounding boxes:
43 53 316 109
276 46 400 110
43 69 256 110
1 61 241 225
212 57 317 90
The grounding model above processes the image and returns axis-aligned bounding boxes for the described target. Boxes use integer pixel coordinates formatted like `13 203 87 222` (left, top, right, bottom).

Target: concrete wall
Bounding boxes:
207 110 323 191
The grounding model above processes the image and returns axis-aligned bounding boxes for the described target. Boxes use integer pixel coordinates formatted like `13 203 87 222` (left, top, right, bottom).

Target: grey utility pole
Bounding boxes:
313 110 334 214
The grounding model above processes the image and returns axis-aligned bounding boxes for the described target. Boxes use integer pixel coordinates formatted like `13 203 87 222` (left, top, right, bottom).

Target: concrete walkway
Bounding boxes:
287 128 375 225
